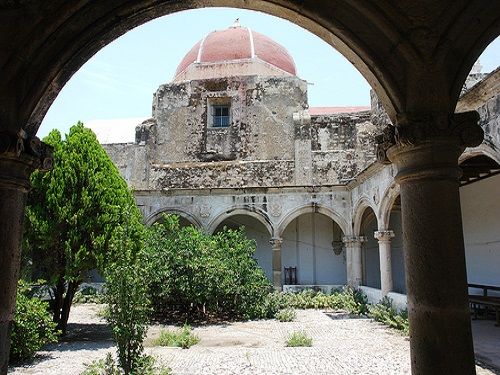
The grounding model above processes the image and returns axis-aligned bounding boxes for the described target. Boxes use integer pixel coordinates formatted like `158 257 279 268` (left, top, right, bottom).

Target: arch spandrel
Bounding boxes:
207 207 274 236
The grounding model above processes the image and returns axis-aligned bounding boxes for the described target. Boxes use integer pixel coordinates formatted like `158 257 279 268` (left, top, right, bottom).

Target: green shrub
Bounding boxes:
153 324 200 349
143 215 271 320
368 297 409 334
81 352 171 375
275 308 296 322
285 331 312 347
333 287 369 315
263 287 368 315
9 281 59 362
105 223 151 375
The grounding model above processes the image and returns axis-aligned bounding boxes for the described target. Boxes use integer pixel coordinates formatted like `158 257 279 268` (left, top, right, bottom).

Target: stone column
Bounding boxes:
381 111 483 375
270 237 283 291
0 132 52 374
374 230 395 296
342 236 366 287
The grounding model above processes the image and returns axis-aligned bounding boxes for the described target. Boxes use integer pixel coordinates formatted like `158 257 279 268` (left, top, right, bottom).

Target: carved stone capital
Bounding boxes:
375 126 396 164
342 235 366 246
395 110 483 148
269 237 283 248
375 111 483 164
0 130 53 191
374 230 395 242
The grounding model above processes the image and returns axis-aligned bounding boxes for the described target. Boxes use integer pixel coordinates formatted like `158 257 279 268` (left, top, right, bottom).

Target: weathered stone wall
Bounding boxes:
307 112 377 184
149 159 295 189
103 75 386 190
477 94 500 156
150 75 307 164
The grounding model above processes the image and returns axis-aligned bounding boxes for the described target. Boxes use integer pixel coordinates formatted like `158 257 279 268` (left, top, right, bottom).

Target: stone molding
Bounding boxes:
269 237 283 248
375 110 484 163
374 230 395 242
0 130 52 191
342 235 366 245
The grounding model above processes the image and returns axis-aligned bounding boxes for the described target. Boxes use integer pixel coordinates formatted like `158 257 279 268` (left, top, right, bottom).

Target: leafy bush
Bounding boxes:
368 297 409 334
73 285 105 304
9 281 59 362
105 223 151 375
275 308 296 322
153 324 200 349
285 331 312 347
334 287 369 315
263 287 368 315
82 352 171 375
81 353 120 375
143 215 271 320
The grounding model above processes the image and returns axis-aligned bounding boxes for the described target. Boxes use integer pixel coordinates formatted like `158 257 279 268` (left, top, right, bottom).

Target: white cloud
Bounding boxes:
85 117 148 144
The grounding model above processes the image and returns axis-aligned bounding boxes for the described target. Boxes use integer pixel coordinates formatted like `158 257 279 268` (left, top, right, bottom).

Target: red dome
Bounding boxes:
174 26 296 80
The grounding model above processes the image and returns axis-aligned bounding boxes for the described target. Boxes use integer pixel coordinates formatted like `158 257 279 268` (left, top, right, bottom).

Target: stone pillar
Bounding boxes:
374 230 395 296
381 111 483 375
270 237 283 291
342 236 366 287
0 132 52 374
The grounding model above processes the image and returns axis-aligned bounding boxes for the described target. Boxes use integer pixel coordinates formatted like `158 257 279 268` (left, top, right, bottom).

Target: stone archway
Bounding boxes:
278 209 347 288
2 2 500 374
144 208 203 229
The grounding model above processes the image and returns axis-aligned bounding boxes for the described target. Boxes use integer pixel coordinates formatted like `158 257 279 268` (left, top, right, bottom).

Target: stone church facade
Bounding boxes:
101 24 500 305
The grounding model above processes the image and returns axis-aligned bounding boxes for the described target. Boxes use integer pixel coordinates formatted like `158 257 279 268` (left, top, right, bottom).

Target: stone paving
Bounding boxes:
8 304 496 375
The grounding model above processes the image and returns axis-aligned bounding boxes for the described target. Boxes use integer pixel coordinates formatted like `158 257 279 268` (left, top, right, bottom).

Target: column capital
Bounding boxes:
342 235 366 245
375 111 483 164
0 130 53 191
374 230 395 242
269 237 283 247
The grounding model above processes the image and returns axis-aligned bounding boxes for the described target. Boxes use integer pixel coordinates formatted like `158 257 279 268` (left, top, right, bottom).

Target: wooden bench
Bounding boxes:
468 283 500 326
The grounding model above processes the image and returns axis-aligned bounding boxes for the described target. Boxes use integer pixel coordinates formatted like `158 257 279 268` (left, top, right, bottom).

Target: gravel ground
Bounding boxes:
8 304 496 375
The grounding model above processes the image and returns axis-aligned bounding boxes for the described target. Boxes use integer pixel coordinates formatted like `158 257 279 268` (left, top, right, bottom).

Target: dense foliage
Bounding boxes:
264 287 369 316
143 215 271 320
9 281 59 362
24 123 143 334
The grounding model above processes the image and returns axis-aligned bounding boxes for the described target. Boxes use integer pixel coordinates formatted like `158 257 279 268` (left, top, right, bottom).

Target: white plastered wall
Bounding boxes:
281 213 346 285
460 174 500 288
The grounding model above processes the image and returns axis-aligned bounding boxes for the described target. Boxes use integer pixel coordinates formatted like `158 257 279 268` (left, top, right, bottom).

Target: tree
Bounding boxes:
24 122 143 334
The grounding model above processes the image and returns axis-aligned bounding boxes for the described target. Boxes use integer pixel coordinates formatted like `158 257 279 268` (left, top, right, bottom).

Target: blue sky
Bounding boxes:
38 8 500 139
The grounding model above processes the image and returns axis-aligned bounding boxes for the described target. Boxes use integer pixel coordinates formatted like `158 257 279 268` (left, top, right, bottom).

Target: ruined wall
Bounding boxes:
108 75 383 190
149 75 306 163
477 94 500 156
296 111 377 185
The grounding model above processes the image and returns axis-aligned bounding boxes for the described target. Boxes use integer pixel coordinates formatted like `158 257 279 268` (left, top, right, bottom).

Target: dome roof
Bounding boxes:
174 23 296 81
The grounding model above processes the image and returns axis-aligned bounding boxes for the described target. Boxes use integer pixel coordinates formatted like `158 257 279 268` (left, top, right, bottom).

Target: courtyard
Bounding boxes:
8 304 498 375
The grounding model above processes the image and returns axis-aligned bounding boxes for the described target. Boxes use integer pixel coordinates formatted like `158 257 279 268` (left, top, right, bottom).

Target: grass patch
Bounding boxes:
275 308 296 322
285 331 312 347
153 324 200 349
